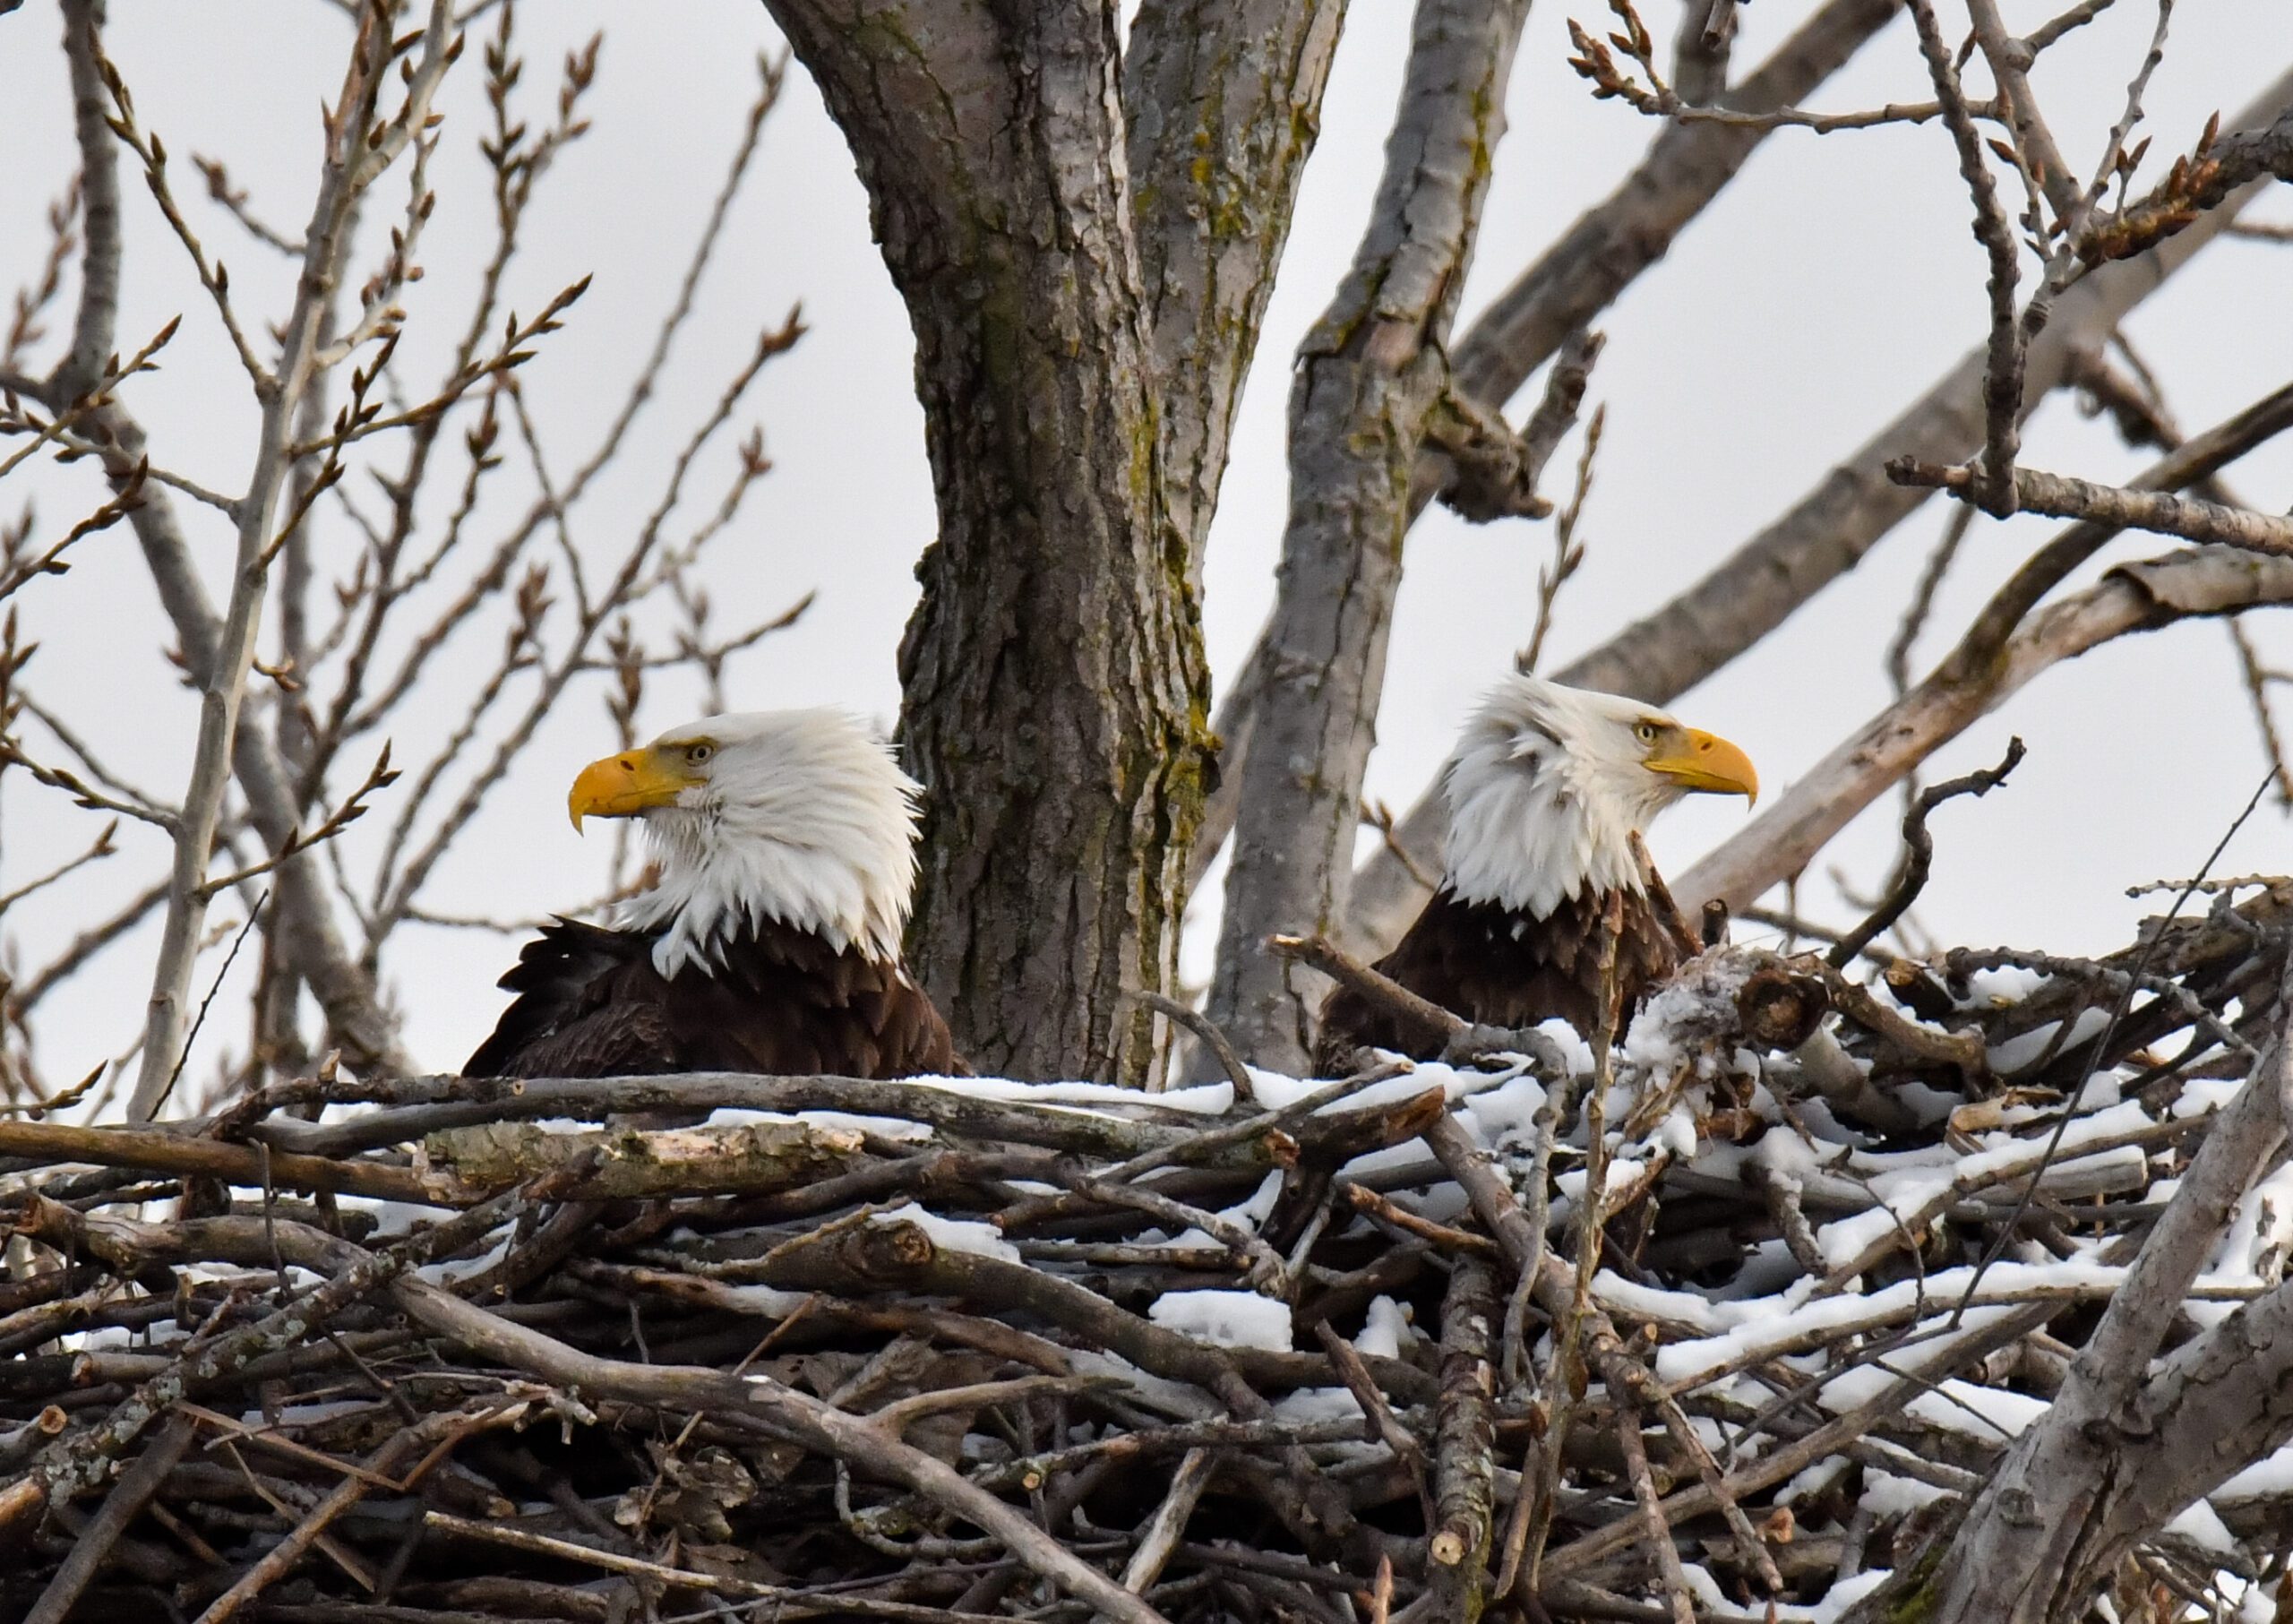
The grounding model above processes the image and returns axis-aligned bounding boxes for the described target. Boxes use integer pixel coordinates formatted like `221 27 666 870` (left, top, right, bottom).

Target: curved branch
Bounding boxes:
1679 546 2293 913
1678 378 2293 911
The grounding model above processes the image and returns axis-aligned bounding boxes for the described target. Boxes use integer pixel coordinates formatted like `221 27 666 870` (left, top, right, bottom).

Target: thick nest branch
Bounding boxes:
2 891 2290 1620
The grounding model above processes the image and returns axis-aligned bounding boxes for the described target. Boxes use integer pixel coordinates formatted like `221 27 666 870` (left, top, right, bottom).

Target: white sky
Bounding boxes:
1 0 2288 1092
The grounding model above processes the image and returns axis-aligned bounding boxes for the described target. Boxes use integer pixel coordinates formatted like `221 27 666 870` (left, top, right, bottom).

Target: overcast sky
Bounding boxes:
2 0 2289 1090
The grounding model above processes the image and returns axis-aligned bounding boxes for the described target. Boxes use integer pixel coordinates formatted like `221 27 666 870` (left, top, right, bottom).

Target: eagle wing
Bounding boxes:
702 922 961 1078
1313 887 1681 1073
462 918 683 1078
464 917 960 1080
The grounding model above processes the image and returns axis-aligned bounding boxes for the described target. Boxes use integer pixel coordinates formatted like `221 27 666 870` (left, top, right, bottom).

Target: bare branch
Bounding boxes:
1671 0 1735 105
1 741 176 832
1827 736 2025 968
1891 456 2293 554
196 746 397 901
2025 0 2119 54
96 53 274 399
1908 0 2025 516
133 2 456 1118
189 154 305 256
2084 101 2293 265
0 460 144 603
2229 616 2293 804
1680 537 2293 912
1209 0 1533 1070
1570 0 1996 138
1519 402 1603 675
1885 503 1975 697
0 315 176 482
1962 0 2084 229
52 0 119 403
0 821 117 918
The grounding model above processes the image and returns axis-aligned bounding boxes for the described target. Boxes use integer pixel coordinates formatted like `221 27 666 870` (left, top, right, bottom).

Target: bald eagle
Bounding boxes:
1315 675 1756 1072
465 709 959 1080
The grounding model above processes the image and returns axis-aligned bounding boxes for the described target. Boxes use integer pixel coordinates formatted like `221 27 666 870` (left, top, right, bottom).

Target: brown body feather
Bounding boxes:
1313 887 1682 1074
465 915 958 1080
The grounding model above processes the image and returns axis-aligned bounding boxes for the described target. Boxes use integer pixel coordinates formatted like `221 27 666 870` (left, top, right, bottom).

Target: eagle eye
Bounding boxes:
1633 721 1660 744
685 743 716 766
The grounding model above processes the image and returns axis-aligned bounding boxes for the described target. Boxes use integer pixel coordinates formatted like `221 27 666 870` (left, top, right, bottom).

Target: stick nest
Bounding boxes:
3 881 2290 1624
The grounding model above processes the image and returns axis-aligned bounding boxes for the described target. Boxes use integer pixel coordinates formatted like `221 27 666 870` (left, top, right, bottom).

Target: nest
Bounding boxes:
2 883 2289 1624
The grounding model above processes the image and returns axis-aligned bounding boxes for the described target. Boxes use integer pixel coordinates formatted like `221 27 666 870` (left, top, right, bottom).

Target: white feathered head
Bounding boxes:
566 709 921 975
1441 674 1757 920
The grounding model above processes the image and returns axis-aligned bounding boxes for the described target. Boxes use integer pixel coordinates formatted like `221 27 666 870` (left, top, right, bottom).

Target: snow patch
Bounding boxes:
2164 1497 2238 1555
1358 1295 1413 1360
1148 1289 1294 1352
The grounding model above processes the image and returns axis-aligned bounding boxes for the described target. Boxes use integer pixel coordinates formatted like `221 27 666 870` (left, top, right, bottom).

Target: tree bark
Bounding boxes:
764 0 1345 1083
1207 0 1530 1071
1126 0 1348 575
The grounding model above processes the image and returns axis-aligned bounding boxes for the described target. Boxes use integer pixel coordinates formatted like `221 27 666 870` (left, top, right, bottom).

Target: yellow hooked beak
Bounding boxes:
1645 728 1759 804
567 747 697 832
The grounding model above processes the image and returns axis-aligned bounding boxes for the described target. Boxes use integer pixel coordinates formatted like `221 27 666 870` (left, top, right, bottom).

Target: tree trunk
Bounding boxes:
762 0 1341 1083
1207 0 1530 1072
1126 0 1347 576
759 0 1202 1085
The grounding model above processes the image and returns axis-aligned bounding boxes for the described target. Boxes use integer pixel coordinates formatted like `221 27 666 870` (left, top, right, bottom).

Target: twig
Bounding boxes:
1135 991 1255 1103
1905 0 2025 516
2026 0 2118 53
1565 2 2004 137
21 1412 197 1624
1886 503 1977 698
0 1178 537 1532
2229 617 2293 803
1426 1258 1497 1617
1614 1396 1695 1624
421 1509 1020 1620
1962 0 2083 229
0 821 117 918
1519 402 1603 675
1270 932 1464 1051
1829 736 2025 967
1952 767 2275 1322
148 889 270 1121
1122 1447 1216 1594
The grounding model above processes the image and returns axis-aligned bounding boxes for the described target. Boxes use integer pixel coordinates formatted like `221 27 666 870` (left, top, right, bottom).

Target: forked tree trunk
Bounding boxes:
760 0 1339 1083
761 0 1205 1085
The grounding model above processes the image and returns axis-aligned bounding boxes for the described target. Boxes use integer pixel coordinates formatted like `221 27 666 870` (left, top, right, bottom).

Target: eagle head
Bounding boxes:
565 709 922 975
1442 674 1756 921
